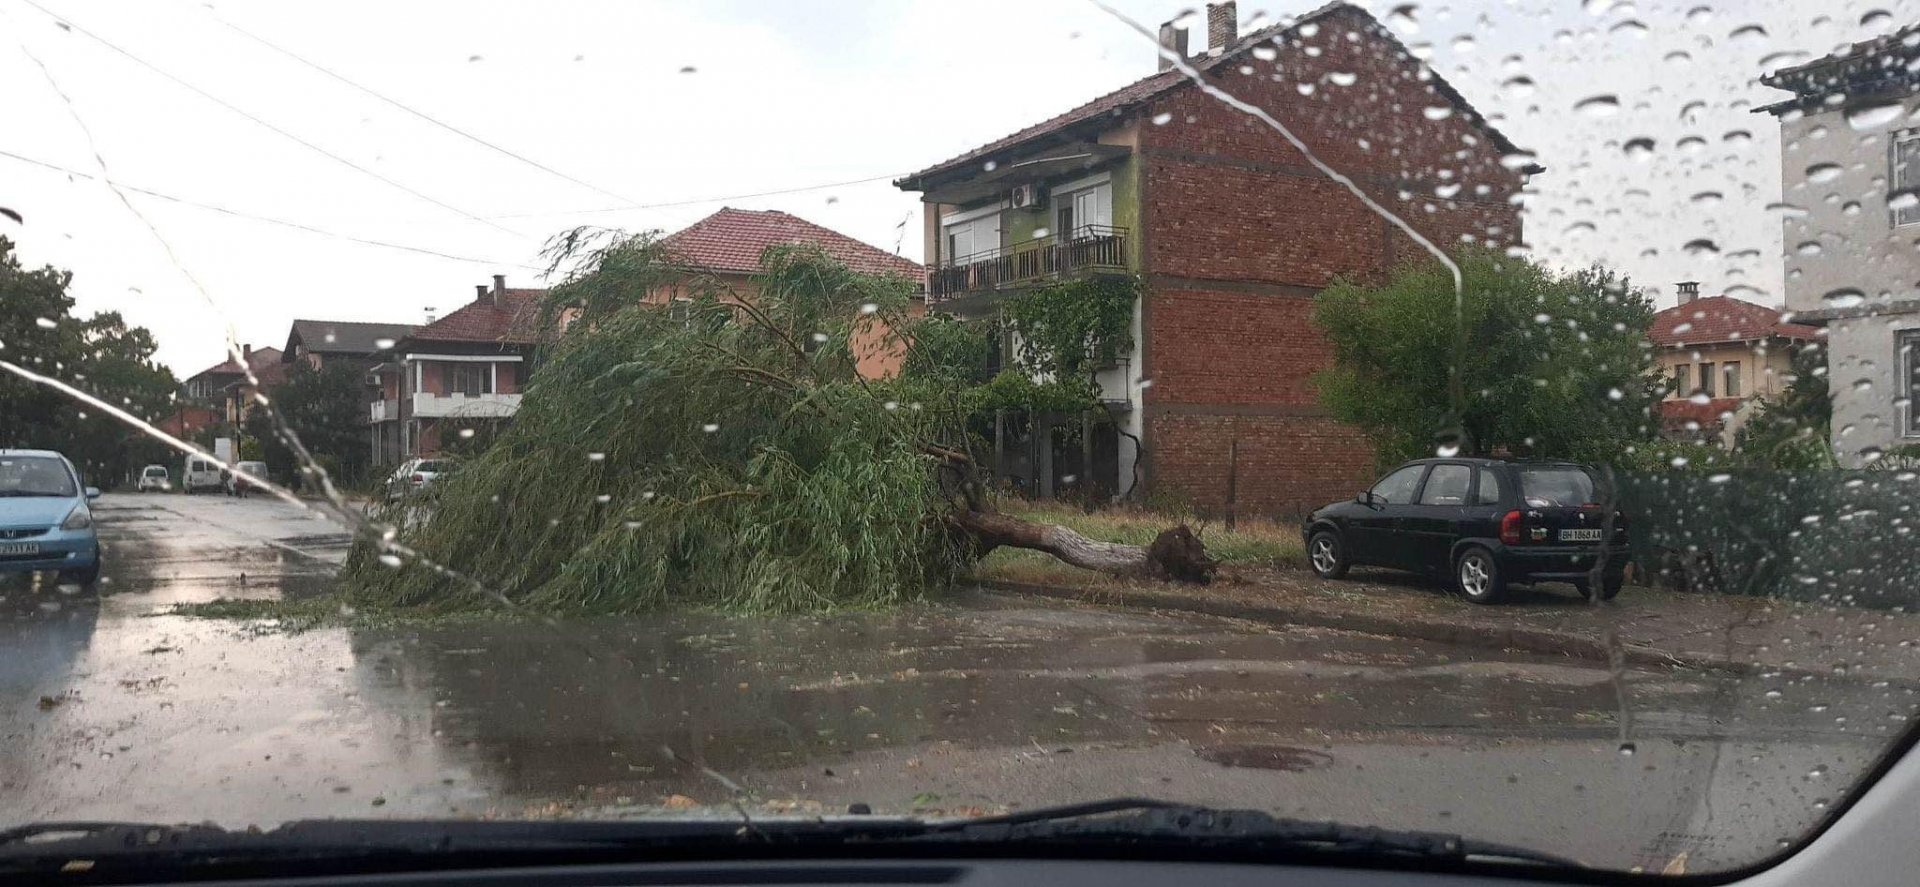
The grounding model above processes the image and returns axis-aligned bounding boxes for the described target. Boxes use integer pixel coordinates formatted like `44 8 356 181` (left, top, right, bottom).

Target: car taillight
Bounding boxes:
411 473 426 484
1499 510 1523 545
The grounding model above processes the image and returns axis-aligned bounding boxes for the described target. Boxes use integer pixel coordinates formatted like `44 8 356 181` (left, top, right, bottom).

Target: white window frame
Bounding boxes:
1722 360 1742 398
1050 173 1114 241
1893 128 1920 228
1902 330 1920 438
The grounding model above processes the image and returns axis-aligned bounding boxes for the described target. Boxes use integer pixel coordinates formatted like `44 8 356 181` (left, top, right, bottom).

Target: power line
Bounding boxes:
200 7 649 210
0 147 541 270
484 172 906 220
15 0 528 240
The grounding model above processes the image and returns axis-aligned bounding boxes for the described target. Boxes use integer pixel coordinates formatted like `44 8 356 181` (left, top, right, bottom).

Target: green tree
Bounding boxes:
348 241 1210 614
1735 343 1834 468
0 238 179 485
254 361 369 486
1314 250 1663 468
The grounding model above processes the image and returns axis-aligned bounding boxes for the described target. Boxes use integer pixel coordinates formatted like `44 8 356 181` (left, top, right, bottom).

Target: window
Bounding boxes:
1894 129 1920 227
1518 466 1598 508
1671 363 1689 398
1418 464 1473 505
1904 331 1920 436
1698 361 1716 397
1369 464 1427 504
1475 468 1504 505
943 210 1001 262
1723 361 1742 398
1053 178 1113 240
668 299 692 325
449 363 489 397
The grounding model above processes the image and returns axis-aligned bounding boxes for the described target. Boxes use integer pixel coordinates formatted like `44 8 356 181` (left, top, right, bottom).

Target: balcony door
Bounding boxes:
1054 179 1112 241
943 209 1001 265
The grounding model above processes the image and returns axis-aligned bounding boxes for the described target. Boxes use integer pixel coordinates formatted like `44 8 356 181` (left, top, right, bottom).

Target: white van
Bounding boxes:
182 454 223 494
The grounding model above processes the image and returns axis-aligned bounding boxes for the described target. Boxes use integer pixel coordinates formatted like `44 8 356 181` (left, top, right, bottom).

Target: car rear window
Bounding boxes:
144 466 167 476
1517 467 1597 508
416 461 447 473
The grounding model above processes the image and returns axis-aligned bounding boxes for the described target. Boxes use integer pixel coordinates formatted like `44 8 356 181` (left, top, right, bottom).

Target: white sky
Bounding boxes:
1 0 1908 374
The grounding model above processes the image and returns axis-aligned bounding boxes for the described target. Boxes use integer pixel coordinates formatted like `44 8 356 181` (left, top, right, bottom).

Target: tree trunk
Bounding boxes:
953 509 1216 584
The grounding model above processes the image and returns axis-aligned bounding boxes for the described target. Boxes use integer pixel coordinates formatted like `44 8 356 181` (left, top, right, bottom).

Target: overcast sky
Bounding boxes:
2 0 1907 374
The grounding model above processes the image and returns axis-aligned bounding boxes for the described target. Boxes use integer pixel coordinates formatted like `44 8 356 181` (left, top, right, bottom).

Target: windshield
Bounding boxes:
5 0 1920 880
0 456 76 497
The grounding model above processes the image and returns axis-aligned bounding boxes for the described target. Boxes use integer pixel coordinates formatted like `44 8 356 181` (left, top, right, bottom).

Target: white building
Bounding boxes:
1762 27 1920 464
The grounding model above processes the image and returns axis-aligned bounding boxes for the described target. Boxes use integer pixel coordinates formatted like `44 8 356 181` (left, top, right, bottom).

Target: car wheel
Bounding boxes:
59 563 100 588
1455 546 1507 604
1307 530 1350 579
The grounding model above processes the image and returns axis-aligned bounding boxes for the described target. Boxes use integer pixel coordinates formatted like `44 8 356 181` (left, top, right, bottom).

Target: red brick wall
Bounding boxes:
1136 6 1522 512
1149 414 1375 518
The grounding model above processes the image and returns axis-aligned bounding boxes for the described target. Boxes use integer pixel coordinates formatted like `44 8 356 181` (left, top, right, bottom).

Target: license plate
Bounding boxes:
0 543 41 556
1559 529 1602 542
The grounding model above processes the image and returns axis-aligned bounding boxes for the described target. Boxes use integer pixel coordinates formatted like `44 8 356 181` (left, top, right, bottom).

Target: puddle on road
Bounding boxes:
1196 744 1335 771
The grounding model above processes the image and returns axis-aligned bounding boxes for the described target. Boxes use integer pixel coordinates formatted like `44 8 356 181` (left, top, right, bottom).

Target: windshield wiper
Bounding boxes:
892 798 1581 867
0 800 1579 877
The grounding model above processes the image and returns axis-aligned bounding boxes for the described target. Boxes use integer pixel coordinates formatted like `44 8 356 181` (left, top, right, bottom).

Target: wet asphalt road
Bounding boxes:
2 493 1911 873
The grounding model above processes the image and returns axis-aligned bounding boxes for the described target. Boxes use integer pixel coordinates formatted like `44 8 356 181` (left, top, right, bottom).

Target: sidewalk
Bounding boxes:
977 564 1920 684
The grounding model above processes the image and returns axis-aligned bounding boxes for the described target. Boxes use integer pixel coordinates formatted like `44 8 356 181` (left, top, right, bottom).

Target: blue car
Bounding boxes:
0 449 102 586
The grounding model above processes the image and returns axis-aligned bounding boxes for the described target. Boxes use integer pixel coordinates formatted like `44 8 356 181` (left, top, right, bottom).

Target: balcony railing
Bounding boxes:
930 225 1128 302
411 391 521 418
369 398 398 423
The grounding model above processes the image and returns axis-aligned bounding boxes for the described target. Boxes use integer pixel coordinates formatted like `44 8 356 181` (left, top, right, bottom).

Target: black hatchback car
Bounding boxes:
1302 458 1628 604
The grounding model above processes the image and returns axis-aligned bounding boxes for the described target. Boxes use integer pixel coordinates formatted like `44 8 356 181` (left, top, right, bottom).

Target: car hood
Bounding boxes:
0 497 80 528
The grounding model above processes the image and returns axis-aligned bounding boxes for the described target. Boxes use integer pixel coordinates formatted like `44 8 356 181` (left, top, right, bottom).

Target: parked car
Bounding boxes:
224 460 270 497
1303 458 1629 604
181 454 224 494
384 457 454 501
136 464 171 492
0 449 102 586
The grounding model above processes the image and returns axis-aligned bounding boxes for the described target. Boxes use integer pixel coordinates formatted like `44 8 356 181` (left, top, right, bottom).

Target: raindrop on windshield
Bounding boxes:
34 317 57 329
1575 95 1621 117
1846 102 1904 131
1822 288 1867 309
1806 163 1843 183
1623 138 1655 161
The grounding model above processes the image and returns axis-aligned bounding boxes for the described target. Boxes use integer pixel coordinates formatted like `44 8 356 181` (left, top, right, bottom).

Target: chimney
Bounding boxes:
475 284 490 305
1677 281 1700 304
1156 21 1189 70
492 274 507 298
425 306 438 324
1206 2 1238 55
242 344 252 362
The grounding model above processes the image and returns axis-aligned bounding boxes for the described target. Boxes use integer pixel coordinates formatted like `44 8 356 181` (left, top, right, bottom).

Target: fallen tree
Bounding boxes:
346 236 1210 614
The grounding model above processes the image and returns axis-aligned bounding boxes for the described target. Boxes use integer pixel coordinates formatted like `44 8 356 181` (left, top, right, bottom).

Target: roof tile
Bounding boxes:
405 289 547 345
660 208 922 278
1649 295 1820 347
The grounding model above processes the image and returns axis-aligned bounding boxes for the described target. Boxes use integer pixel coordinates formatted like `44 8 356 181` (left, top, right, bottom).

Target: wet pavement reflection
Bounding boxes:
0 493 1907 873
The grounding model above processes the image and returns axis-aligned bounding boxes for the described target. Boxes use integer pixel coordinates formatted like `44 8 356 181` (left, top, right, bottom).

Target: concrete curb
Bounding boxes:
974 578 1745 675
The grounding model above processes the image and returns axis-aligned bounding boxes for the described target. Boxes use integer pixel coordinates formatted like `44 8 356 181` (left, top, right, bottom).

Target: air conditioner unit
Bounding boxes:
1009 183 1043 210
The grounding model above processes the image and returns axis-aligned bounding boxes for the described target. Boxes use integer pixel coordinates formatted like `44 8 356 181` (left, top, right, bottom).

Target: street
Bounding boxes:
0 493 1904 873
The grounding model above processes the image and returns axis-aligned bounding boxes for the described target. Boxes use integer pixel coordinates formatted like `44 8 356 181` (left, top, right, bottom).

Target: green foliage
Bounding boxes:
1314 250 1662 468
901 276 1140 417
347 242 963 614
0 237 178 485
1736 344 1834 468
245 361 368 486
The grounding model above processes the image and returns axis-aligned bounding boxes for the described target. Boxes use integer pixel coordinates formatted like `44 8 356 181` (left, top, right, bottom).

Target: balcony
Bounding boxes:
411 391 521 418
369 398 398 423
930 225 1129 305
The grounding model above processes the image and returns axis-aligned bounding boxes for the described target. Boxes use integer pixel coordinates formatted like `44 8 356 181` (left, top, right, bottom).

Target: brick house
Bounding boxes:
181 345 286 427
895 1 1532 513
650 207 925 378
283 319 417 371
368 276 545 464
1649 282 1820 446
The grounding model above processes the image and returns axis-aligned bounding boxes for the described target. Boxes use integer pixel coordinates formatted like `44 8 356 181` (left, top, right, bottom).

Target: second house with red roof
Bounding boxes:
1648 282 1820 446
